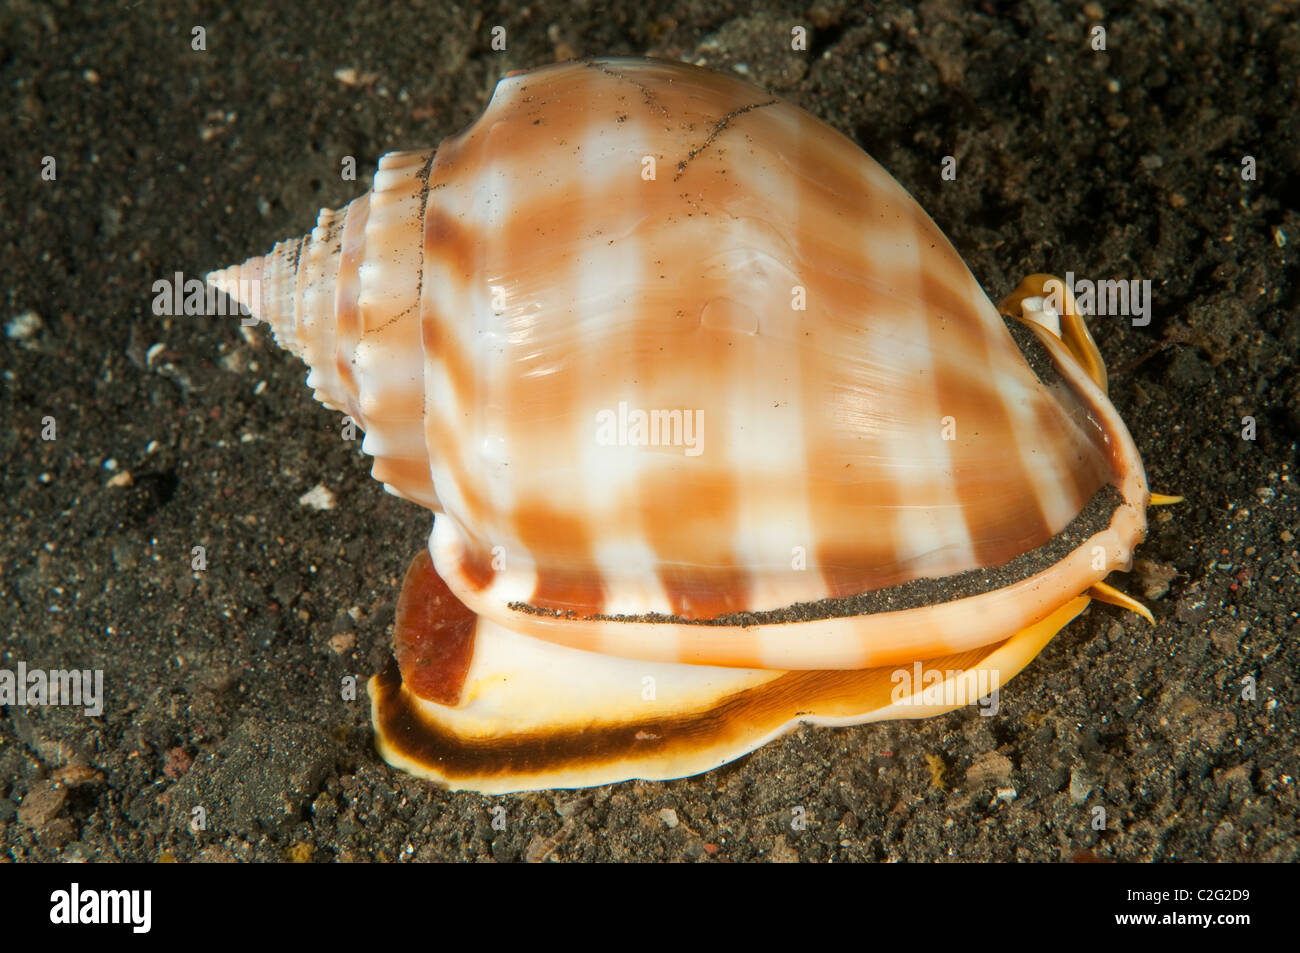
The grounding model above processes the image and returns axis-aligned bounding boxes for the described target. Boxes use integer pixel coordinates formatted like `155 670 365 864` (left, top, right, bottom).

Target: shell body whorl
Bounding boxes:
209 58 1153 792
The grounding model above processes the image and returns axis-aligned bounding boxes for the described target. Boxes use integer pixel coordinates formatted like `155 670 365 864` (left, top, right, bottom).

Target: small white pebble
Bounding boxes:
299 484 337 511
103 458 118 470
334 67 377 86
658 808 679 829
6 311 42 341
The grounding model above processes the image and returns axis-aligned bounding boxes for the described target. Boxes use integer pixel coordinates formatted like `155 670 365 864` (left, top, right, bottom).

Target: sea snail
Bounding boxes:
207 57 1175 794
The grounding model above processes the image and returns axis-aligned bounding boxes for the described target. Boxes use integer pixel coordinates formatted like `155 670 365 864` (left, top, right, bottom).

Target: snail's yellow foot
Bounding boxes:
1087 581 1155 624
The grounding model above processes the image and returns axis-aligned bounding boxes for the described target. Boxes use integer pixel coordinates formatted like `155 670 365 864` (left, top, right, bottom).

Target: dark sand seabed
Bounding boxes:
1 1 1297 861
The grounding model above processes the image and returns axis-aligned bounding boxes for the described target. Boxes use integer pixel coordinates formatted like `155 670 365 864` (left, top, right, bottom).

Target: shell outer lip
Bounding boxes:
431 487 1146 673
